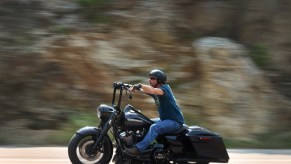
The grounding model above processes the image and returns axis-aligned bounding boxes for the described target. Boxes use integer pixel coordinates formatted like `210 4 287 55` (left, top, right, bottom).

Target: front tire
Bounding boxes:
68 133 113 164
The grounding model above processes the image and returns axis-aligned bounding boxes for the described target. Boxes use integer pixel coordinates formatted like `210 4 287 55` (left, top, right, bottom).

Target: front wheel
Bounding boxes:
68 133 113 164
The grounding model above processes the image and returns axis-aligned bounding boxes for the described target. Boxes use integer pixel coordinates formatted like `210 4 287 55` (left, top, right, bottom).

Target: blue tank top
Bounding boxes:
151 84 185 124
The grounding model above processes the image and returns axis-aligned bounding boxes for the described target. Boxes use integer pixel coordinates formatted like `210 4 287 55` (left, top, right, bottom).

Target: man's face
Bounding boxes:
149 76 158 87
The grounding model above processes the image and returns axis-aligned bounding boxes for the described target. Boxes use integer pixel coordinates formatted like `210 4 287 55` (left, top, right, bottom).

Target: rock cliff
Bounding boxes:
0 0 290 146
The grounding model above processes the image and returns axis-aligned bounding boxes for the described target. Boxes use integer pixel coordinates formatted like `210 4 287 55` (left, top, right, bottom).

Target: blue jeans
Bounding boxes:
135 119 182 152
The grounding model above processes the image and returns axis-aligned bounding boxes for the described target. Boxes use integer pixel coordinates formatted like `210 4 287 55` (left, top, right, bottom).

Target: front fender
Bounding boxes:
76 126 100 136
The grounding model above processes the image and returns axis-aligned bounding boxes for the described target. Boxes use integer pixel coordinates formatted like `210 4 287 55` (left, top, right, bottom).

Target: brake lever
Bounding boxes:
125 89 133 99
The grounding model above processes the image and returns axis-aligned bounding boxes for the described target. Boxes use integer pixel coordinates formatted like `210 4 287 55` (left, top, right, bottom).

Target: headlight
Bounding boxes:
97 108 101 118
96 104 115 121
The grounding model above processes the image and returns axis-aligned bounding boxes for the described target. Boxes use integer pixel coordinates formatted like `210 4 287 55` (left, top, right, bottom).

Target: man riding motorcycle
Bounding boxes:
125 69 185 156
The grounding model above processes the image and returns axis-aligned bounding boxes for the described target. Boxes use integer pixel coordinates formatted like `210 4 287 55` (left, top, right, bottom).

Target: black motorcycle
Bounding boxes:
68 82 229 164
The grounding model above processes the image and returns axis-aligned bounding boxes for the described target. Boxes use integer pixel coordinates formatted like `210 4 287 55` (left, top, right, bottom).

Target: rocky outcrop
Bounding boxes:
174 0 291 74
190 37 291 138
0 0 291 145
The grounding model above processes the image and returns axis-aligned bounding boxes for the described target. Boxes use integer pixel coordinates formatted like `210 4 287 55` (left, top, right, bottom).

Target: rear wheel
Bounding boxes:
68 134 113 164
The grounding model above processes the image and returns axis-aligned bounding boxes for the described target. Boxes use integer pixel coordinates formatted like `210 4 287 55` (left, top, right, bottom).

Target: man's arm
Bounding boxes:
140 84 164 95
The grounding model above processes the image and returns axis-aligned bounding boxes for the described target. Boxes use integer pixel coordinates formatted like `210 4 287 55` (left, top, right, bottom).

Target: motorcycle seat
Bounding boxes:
163 124 188 135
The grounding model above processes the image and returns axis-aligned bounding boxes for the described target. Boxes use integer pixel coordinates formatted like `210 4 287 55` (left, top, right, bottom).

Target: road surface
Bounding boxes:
0 147 290 164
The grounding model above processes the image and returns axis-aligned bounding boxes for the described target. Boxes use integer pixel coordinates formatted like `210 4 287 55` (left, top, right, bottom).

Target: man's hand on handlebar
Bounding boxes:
129 83 142 92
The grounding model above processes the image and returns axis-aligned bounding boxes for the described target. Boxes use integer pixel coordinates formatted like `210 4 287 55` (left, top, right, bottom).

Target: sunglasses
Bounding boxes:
149 76 157 80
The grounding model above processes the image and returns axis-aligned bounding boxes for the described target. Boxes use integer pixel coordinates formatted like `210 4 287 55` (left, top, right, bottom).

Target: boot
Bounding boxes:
124 146 141 156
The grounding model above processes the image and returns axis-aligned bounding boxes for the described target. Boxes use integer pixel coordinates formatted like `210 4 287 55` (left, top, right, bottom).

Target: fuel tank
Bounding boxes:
123 104 153 130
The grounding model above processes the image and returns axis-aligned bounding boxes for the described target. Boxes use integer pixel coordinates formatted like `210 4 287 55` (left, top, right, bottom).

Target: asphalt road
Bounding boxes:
0 147 290 164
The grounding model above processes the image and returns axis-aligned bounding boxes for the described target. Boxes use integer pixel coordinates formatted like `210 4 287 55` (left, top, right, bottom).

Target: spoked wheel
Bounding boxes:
68 134 113 164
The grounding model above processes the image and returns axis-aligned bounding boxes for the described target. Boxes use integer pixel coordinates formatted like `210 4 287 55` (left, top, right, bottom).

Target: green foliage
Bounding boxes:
50 112 100 145
224 139 257 148
94 14 111 24
0 135 9 145
225 132 291 149
177 31 195 41
249 44 270 68
183 113 203 125
34 110 291 148
54 25 71 34
68 112 99 128
76 0 111 23
77 0 107 7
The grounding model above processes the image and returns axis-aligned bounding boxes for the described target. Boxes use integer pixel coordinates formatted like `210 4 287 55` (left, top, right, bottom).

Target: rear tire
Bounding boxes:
68 133 113 164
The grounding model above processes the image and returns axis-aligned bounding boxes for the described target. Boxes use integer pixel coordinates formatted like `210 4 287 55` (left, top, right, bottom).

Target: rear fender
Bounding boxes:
76 126 100 136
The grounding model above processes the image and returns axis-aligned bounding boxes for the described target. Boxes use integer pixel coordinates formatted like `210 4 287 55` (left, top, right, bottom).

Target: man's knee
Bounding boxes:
150 123 159 133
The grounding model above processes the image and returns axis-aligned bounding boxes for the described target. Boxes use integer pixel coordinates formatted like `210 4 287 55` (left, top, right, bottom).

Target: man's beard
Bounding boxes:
150 82 158 88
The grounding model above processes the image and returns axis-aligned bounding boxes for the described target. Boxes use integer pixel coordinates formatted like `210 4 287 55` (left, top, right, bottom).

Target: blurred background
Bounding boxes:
0 0 290 148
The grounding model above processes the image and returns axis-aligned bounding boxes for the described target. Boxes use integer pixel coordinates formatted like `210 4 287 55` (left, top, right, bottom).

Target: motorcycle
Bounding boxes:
68 82 229 164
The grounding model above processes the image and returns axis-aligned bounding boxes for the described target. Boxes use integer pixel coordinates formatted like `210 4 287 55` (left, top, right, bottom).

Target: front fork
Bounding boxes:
92 112 118 150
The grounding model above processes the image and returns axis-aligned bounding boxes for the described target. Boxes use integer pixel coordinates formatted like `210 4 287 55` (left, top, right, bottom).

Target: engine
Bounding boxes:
120 105 168 162
119 129 146 147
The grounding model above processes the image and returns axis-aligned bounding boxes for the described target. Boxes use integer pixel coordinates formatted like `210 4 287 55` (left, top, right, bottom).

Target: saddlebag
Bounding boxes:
185 126 229 162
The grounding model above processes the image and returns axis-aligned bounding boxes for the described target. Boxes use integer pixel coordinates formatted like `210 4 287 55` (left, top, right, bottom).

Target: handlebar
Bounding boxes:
113 82 132 90
112 82 133 107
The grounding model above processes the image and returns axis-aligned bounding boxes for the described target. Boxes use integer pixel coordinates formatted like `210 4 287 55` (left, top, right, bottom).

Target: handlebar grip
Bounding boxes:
123 84 132 89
